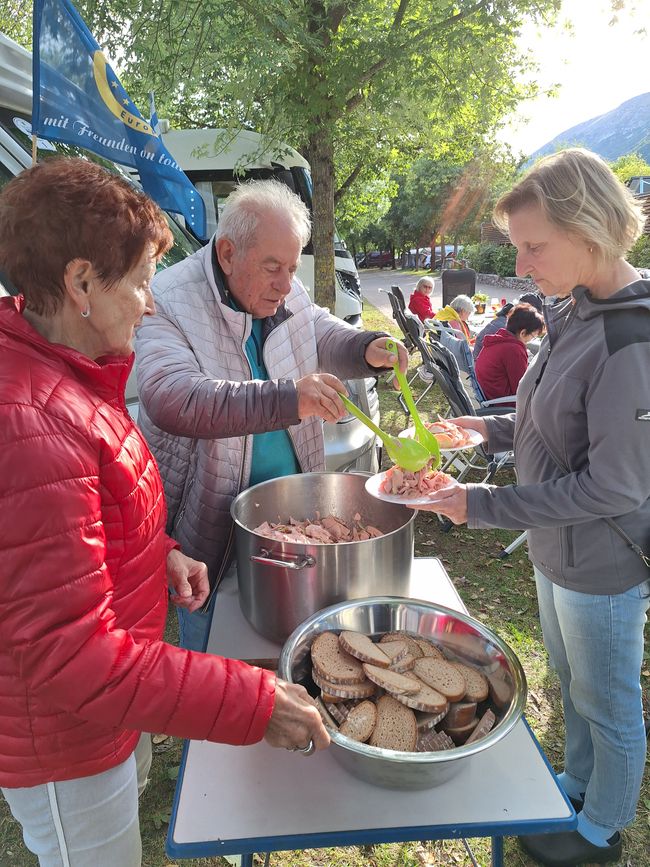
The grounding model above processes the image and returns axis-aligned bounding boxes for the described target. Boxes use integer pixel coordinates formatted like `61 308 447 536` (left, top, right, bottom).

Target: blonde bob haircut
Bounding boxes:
493 148 645 262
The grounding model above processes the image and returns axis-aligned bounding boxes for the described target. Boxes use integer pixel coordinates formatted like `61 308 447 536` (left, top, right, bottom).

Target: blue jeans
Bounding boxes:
534 567 650 834
176 592 216 651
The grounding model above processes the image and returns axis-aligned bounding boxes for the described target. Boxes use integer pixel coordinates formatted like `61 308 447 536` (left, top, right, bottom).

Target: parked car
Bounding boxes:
358 250 394 269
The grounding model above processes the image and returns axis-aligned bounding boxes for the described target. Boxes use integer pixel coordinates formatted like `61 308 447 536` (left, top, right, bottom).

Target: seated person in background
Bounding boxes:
474 303 545 403
434 294 474 342
407 276 435 322
518 289 544 312
473 301 514 359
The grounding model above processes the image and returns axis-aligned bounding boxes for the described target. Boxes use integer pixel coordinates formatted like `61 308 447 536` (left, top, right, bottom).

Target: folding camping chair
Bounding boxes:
441 268 477 307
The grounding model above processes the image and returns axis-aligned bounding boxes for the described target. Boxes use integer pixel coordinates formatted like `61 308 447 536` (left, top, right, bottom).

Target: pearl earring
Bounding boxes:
81 307 91 318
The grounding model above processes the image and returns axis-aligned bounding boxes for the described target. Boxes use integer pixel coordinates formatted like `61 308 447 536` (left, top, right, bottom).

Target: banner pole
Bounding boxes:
31 134 38 165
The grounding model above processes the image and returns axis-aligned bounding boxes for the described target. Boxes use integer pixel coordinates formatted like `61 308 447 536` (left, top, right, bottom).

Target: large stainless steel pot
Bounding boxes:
279 597 527 790
230 472 415 642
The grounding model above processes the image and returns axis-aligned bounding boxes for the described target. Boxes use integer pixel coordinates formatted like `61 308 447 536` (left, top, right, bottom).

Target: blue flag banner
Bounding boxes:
32 0 206 238
148 91 161 136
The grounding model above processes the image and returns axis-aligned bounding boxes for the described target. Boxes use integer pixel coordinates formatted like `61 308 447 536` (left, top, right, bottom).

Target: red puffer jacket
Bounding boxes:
0 297 275 788
407 290 434 323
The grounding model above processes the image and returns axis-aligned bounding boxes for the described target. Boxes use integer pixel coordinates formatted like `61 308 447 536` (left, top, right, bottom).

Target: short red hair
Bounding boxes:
0 157 173 315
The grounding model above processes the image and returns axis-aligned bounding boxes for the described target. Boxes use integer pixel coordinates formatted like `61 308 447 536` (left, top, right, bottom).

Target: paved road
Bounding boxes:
359 268 523 320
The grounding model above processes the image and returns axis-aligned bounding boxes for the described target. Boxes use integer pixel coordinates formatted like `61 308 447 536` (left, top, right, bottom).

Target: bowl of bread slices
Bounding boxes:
279 597 526 790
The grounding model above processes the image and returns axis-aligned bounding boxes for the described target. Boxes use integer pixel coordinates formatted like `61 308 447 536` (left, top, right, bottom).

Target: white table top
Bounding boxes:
168 558 574 858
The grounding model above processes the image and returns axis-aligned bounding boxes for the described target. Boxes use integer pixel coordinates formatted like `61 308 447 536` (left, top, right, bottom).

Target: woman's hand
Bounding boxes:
449 416 487 441
264 680 330 755
166 549 210 612
408 481 469 524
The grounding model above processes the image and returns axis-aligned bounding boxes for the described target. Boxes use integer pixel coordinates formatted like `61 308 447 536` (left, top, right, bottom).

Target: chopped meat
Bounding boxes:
253 513 385 543
425 418 475 449
380 464 454 498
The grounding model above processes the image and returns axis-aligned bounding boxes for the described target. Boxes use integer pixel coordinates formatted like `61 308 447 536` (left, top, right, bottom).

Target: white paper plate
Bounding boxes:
398 425 483 453
365 471 456 506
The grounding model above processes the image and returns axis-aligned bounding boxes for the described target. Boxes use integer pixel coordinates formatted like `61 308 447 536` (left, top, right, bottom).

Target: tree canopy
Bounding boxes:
5 0 564 306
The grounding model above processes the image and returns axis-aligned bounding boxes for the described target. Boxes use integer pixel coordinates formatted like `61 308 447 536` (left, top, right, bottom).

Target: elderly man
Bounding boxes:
136 179 407 650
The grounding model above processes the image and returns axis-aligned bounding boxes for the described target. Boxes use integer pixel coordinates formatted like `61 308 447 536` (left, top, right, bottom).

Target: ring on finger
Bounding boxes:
286 738 315 756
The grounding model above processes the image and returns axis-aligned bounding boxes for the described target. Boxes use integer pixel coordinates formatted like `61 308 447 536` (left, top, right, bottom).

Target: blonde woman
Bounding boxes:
416 149 650 867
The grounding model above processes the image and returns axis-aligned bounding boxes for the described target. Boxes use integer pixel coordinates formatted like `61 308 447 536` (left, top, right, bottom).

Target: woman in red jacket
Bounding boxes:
407 276 435 321
474 303 545 403
0 158 328 866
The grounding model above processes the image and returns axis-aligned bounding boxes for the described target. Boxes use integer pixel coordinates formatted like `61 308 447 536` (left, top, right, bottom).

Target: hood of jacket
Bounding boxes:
481 327 524 352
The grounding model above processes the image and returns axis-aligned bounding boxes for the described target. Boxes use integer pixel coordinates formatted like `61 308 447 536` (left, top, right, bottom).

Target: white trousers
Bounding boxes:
1 733 152 867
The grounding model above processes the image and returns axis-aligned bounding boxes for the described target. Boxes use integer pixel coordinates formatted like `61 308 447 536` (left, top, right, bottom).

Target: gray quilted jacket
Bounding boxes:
136 240 383 585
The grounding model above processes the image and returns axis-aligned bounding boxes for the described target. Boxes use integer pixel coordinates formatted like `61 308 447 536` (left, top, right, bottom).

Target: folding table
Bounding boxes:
167 558 576 865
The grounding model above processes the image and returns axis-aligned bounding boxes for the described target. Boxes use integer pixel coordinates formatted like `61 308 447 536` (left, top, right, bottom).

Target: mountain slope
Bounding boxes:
529 92 650 163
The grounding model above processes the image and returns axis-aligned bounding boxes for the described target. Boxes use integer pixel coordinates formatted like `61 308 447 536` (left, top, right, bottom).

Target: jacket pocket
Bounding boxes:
564 525 574 568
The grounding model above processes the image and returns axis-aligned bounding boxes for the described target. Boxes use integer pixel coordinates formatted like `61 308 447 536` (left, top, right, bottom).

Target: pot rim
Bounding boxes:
230 472 417 546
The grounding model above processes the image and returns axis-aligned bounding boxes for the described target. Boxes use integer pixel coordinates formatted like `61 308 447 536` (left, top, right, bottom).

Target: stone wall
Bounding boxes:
477 273 535 292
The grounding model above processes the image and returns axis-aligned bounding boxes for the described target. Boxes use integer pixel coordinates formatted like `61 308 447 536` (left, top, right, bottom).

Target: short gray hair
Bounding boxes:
494 148 645 261
416 277 434 292
215 179 311 253
450 294 474 316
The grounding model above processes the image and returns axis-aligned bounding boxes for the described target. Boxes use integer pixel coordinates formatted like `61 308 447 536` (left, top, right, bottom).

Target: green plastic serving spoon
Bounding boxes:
339 394 431 473
385 338 441 470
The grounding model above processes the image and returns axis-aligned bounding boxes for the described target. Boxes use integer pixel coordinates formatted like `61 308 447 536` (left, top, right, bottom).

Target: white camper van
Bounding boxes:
160 126 364 326
0 32 380 473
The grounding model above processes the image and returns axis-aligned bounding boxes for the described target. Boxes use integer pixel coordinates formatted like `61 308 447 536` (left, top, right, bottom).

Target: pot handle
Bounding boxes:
250 549 316 570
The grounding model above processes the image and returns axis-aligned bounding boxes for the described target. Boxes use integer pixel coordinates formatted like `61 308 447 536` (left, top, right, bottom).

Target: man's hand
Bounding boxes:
167 549 210 612
407 480 469 524
264 679 330 754
365 337 408 374
296 373 348 422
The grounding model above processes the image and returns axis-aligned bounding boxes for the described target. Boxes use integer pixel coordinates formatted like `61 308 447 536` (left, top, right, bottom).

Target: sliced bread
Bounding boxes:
394 672 449 713
414 638 445 659
339 631 390 667
413 657 467 702
388 652 416 673
339 700 378 743
377 640 409 664
369 695 418 751
414 709 448 732
416 729 455 752
487 671 513 708
465 708 497 745
379 632 424 659
444 701 478 729
362 664 421 695
442 716 479 745
312 668 375 699
450 662 489 703
311 631 366 684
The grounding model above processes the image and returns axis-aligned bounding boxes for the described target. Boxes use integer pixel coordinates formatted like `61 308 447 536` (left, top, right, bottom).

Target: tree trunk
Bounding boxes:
306 127 336 312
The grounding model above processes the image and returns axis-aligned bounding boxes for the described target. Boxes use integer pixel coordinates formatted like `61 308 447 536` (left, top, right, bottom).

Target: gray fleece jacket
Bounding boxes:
467 280 650 594
136 240 386 586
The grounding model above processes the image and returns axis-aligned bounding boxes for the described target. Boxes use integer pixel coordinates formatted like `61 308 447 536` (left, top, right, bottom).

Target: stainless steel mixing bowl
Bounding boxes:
279 596 527 790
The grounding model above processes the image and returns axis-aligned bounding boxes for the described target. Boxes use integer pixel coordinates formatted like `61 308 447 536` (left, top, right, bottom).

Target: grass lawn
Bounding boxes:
1 302 648 867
